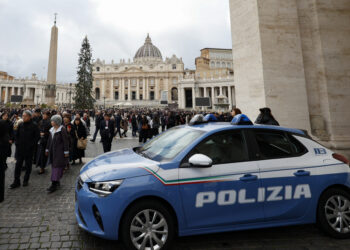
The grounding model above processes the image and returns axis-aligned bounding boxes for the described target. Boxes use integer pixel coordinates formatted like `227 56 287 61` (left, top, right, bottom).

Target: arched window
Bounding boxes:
171 87 178 101
95 88 100 100
210 61 215 68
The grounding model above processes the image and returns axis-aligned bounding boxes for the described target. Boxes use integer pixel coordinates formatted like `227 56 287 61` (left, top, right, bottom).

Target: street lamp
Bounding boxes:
36 95 40 106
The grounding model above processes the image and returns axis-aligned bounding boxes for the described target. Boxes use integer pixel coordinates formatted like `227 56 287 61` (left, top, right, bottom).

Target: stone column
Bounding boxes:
229 0 310 130
121 78 124 101
136 78 140 100
142 78 146 100
192 87 196 109
211 86 215 106
155 78 159 100
145 78 149 100
4 87 8 104
128 79 131 101
228 86 232 109
110 79 113 100
203 87 207 97
219 86 223 96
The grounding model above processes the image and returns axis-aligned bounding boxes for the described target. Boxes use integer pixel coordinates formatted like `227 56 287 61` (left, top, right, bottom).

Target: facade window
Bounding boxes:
114 91 119 100
114 79 119 86
222 62 226 68
132 91 136 100
95 88 100 100
210 62 215 68
96 67 100 72
171 87 178 101
140 94 143 100
172 64 177 70
150 79 155 85
150 91 155 100
95 80 100 86
172 78 177 84
228 62 232 68
216 62 220 68
132 79 136 86
125 94 128 100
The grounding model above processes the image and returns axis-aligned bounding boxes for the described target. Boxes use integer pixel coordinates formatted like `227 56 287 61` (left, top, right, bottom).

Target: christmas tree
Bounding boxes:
74 36 95 109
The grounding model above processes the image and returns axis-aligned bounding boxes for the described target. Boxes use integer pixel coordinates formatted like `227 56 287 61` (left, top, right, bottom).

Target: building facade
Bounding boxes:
92 34 184 107
0 73 74 106
178 48 235 111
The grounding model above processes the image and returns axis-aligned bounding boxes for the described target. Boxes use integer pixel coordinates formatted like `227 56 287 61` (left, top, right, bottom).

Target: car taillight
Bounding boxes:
332 153 350 166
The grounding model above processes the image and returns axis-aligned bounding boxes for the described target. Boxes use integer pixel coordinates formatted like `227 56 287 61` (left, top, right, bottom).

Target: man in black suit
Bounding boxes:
114 112 123 138
100 113 115 153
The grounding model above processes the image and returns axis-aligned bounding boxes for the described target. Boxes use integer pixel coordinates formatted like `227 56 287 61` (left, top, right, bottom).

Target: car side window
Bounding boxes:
254 130 306 159
188 131 248 165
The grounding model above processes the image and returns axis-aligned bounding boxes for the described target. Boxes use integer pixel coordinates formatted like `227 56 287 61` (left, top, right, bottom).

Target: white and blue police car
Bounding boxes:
75 114 350 250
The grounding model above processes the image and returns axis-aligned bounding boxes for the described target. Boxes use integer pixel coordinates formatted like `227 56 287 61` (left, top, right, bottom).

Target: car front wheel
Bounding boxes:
121 200 175 250
317 188 350 238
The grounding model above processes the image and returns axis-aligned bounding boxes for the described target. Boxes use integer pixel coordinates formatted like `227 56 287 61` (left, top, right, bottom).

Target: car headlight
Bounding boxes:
88 180 123 197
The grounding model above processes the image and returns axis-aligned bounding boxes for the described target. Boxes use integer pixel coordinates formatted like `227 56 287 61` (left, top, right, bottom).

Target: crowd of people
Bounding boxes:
0 106 279 202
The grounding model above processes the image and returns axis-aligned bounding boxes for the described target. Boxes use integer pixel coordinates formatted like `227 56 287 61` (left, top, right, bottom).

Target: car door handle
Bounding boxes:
239 174 258 182
293 170 310 177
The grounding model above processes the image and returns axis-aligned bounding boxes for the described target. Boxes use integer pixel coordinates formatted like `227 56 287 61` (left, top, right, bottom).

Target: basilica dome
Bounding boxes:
134 34 162 60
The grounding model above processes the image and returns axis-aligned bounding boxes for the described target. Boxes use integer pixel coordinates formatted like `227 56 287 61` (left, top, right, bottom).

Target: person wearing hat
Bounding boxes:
10 110 40 189
100 113 115 153
45 115 69 193
255 107 280 126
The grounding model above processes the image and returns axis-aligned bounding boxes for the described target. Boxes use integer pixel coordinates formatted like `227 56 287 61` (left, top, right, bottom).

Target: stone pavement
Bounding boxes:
1 126 350 249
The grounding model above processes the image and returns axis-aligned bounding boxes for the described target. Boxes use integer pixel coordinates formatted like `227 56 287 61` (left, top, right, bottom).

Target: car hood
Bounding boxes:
79 148 159 182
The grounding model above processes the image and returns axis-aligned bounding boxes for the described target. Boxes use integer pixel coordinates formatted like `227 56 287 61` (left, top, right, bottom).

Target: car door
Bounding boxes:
249 129 312 221
179 129 264 229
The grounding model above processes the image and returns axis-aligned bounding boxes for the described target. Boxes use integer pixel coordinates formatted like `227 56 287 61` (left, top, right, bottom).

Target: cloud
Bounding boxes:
0 0 231 82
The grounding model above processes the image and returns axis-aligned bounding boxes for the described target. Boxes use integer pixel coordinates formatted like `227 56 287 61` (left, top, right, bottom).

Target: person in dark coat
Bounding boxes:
10 110 40 189
63 116 73 169
139 116 150 143
167 112 176 129
90 111 103 142
255 107 280 126
1 112 14 170
45 115 69 193
71 117 87 165
37 111 52 174
0 118 10 202
131 114 138 137
100 113 115 153
114 112 123 138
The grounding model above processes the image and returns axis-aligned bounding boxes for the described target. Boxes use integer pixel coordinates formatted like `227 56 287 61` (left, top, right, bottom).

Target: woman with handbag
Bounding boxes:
71 117 87 165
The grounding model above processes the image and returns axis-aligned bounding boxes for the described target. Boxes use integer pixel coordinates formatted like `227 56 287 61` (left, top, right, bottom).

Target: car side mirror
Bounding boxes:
187 154 213 168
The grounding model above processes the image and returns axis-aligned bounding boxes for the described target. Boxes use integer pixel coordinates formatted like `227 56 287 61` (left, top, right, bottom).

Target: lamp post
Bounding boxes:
36 95 40 106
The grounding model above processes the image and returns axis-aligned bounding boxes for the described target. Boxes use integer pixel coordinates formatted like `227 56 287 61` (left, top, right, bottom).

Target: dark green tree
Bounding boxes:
74 36 94 109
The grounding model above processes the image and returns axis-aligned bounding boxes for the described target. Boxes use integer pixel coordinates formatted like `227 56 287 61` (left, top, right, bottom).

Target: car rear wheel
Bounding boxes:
121 200 175 250
317 188 350 238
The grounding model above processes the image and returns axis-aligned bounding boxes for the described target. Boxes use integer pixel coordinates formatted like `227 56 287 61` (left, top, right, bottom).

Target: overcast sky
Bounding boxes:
0 0 232 83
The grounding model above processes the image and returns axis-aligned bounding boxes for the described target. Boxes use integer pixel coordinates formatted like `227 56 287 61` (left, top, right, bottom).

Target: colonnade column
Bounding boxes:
228 86 232 109
203 87 207 97
192 87 196 109
211 86 215 106
136 78 140 100
128 79 131 101
155 78 159 100
4 87 8 103
142 78 146 100
121 78 124 101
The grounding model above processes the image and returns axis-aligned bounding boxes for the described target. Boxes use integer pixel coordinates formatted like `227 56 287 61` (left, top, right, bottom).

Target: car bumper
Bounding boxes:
75 180 120 240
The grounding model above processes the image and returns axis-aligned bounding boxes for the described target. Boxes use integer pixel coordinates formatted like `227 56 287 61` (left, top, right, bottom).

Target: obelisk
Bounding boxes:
45 13 58 106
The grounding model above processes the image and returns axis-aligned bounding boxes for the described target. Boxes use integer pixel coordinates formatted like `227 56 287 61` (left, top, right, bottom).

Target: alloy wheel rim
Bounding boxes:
130 209 168 250
325 195 350 233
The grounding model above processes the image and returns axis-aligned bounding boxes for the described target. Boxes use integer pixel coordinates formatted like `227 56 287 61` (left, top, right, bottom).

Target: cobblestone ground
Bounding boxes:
1 125 350 249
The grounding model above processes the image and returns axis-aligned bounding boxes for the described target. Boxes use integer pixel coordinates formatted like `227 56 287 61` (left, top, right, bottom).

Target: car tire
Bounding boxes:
317 187 350 238
120 200 175 250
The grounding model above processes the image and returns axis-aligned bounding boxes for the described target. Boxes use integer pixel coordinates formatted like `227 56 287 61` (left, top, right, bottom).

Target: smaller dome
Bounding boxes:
134 34 162 60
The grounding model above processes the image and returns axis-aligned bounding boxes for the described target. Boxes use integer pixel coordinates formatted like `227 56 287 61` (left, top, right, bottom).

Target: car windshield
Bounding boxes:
137 127 204 162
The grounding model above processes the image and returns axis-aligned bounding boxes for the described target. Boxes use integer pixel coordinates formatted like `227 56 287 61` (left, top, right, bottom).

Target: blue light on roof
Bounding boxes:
204 114 217 122
231 114 253 125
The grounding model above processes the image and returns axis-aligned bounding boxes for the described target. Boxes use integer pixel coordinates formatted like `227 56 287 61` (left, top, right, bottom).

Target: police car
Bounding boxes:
75 114 350 250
